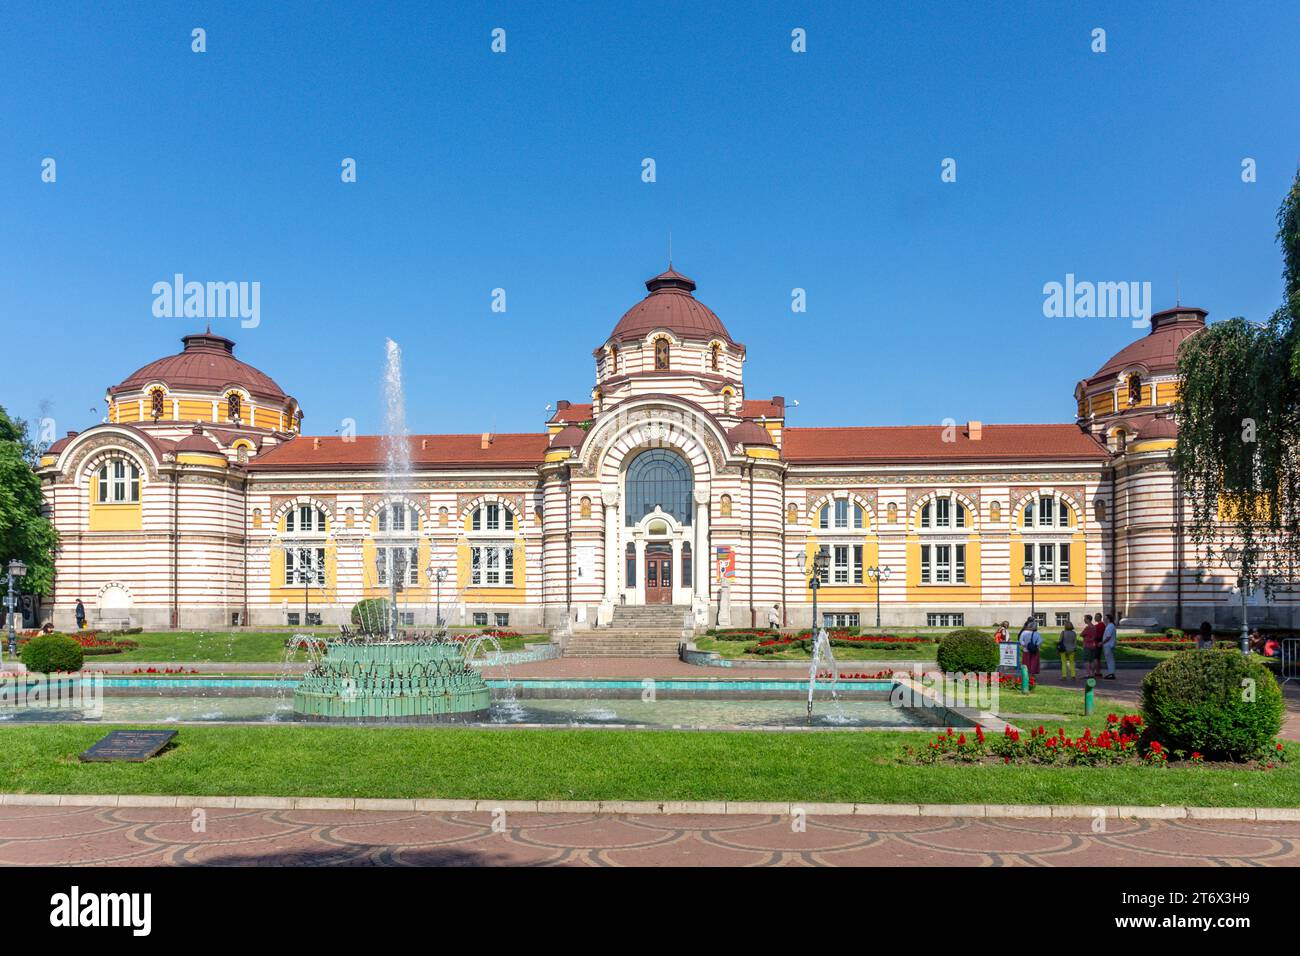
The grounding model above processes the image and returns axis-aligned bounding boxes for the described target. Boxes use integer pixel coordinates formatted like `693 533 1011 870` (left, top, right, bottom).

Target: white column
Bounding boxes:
694 502 710 602
601 504 618 605
633 539 646 605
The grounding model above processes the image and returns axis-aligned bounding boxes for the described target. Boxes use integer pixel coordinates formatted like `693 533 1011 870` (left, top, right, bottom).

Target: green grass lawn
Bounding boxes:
0 722 1291 806
79 630 551 663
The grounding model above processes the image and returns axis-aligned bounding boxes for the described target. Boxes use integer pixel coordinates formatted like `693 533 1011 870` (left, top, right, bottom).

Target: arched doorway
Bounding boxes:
623 448 694 606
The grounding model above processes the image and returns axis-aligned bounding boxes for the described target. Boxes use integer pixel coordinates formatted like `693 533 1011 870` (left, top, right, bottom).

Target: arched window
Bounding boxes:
1021 495 1071 528
887 503 897 524
625 449 692 526
989 501 1002 523
920 496 967 529
285 503 326 533
470 502 515 531
721 389 733 415
818 499 864 530
579 496 592 519
720 494 733 518
377 501 419 532
1094 498 1107 522
710 343 721 371
439 506 449 527
654 338 670 370
1128 374 1142 406
252 508 263 529
681 541 692 586
1113 428 1128 452
786 503 798 524
97 459 140 503
227 392 242 423
236 445 249 464
149 388 166 421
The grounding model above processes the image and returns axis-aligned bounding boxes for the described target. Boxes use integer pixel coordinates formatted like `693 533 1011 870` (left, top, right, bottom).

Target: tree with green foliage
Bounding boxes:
0 404 58 598
0 406 38 465
1175 168 1300 589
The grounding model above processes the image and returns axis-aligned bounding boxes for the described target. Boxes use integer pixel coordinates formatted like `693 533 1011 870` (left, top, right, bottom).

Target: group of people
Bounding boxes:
1194 620 1283 657
995 613 1117 681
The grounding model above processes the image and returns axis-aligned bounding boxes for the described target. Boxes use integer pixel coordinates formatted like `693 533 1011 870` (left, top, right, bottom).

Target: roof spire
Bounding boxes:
668 230 673 270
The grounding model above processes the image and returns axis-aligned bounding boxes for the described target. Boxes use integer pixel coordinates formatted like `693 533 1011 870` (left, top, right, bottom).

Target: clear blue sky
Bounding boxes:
2 1 1298 440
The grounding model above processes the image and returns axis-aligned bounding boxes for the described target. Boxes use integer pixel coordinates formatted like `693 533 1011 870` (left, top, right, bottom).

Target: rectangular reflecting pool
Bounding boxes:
0 689 970 730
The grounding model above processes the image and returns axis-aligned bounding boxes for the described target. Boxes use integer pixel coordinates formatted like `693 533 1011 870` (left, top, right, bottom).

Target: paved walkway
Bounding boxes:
2 804 1296 866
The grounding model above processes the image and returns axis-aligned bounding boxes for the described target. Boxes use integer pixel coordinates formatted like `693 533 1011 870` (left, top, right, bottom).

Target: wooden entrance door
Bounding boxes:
645 544 673 604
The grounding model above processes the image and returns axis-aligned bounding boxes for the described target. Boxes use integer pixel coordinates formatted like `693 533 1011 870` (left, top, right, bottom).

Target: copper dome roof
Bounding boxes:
1086 307 1206 385
110 333 289 403
607 269 736 346
728 421 775 447
175 425 223 454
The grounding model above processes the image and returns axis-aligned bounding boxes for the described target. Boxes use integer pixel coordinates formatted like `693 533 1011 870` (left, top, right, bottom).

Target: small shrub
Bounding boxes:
349 598 391 632
1140 651 1284 760
936 628 998 674
20 633 85 673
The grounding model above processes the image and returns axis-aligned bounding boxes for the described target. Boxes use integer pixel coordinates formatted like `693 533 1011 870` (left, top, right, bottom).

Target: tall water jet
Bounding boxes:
381 338 411 638
291 338 492 721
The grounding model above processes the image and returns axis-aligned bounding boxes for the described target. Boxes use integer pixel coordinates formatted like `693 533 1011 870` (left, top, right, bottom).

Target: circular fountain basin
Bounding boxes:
292 641 491 722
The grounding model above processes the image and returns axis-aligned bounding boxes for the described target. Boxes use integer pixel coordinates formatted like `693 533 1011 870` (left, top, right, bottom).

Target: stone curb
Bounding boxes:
2 793 1296 820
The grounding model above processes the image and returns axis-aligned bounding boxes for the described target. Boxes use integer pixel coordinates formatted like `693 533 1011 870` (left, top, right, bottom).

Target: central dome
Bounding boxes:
607 268 735 345
111 332 289 403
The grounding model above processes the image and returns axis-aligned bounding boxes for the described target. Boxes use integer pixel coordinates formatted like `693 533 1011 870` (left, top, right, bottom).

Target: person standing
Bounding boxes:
1101 613 1118 679
74 598 87 631
1080 614 1098 678
767 603 781 632
1058 618 1077 681
1018 618 1042 677
1196 621 1214 650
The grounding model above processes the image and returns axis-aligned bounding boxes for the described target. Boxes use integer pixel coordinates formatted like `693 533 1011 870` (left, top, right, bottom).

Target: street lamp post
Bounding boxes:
867 565 892 629
809 546 830 634
1223 546 1250 655
427 565 449 629
5 560 28 659
1021 561 1053 624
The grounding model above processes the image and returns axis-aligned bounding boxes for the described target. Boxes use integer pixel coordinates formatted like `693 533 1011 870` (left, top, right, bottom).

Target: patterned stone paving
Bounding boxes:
1 805 1297 867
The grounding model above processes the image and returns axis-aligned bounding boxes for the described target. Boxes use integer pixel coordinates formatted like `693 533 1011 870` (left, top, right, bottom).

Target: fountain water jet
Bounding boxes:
291 339 492 721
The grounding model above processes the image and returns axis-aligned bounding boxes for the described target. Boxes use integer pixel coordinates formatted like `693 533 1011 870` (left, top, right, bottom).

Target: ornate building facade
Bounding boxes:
36 270 1299 632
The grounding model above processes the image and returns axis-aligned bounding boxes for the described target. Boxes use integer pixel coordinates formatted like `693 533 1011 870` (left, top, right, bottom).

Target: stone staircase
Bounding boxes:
563 605 690 658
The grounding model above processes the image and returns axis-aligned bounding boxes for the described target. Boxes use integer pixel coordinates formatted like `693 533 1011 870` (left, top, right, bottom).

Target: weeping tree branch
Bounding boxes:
1174 168 1300 593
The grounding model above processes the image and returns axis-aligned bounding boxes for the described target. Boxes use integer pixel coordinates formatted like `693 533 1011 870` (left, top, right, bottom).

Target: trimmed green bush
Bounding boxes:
1140 651 1283 760
20 633 85 673
935 628 998 674
349 598 391 632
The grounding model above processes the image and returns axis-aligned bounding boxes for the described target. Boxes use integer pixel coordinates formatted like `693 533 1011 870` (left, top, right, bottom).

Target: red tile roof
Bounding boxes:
548 402 593 424
783 424 1110 464
741 398 785 420
246 433 550 471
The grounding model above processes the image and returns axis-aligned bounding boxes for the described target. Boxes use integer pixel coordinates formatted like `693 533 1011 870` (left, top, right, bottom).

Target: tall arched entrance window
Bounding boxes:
625 449 693 526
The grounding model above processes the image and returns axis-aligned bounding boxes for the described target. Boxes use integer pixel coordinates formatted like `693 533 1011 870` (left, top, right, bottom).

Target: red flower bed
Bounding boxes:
910 712 1287 768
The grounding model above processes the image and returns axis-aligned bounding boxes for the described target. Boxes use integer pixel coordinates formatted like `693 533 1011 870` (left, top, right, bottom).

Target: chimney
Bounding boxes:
421 438 427 450
481 432 492 449
312 437 320 450
967 421 983 441
556 400 571 410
